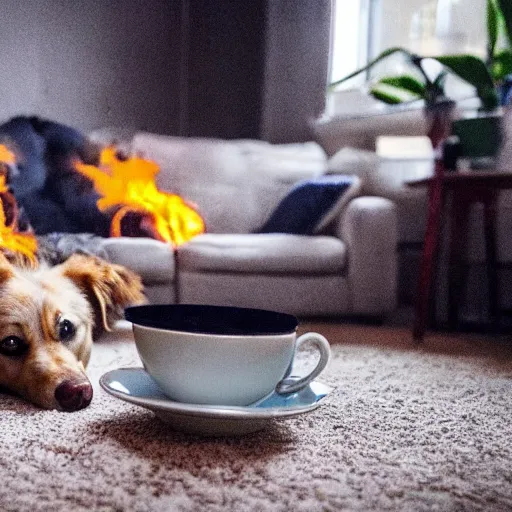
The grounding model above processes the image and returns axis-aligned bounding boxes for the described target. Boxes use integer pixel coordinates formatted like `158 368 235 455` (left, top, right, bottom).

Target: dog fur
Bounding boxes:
0 253 145 411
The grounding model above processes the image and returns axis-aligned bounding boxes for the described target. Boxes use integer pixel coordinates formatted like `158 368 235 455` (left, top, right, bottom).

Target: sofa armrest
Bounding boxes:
335 196 398 316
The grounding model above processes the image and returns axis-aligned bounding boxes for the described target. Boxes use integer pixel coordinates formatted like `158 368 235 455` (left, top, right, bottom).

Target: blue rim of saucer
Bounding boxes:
124 304 298 336
99 368 334 419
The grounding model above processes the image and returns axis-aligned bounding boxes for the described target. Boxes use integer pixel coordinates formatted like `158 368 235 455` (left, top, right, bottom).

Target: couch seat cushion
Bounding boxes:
99 237 175 283
177 234 346 274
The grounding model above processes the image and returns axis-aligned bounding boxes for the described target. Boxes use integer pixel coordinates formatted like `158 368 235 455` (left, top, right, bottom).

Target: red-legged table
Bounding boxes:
407 171 512 341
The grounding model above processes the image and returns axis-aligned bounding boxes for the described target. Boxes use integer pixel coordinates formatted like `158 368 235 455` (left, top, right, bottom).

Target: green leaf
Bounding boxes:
497 0 512 46
434 55 495 89
488 0 499 57
369 83 423 104
378 75 426 96
329 47 413 89
492 49 512 81
479 87 500 110
433 54 499 110
370 88 405 105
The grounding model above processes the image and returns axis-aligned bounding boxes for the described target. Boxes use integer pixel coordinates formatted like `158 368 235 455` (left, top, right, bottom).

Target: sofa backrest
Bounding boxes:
131 133 327 234
313 109 428 157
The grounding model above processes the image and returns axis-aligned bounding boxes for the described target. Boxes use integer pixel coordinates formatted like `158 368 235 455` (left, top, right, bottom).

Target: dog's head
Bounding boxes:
0 254 145 411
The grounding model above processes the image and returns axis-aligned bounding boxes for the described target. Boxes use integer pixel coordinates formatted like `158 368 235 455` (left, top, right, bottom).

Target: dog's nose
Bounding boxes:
54 380 93 412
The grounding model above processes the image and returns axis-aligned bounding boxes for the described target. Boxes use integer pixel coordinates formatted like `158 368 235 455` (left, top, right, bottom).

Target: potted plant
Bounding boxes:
329 0 511 156
488 0 512 104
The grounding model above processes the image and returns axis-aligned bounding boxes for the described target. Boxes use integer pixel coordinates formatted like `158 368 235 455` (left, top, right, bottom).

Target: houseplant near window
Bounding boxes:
330 0 511 109
329 0 511 156
330 48 498 152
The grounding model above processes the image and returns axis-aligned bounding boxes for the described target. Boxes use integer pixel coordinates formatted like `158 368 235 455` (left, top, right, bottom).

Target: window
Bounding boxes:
329 0 376 86
330 0 487 87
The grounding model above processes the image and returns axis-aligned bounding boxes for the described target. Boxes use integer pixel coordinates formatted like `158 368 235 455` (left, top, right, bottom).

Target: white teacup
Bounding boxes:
125 304 331 406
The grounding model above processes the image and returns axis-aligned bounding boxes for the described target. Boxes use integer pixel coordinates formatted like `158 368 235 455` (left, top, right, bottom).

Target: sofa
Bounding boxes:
89 132 398 319
313 93 512 323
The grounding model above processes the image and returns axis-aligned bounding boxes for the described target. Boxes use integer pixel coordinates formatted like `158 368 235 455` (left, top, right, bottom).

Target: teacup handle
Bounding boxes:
275 332 331 395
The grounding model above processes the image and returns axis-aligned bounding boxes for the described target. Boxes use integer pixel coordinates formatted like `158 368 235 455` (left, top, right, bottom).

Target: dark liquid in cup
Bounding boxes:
125 304 298 336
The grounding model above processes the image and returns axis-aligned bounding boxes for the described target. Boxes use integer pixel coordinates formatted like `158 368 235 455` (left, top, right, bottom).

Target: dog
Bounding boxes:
0 115 110 236
0 252 145 411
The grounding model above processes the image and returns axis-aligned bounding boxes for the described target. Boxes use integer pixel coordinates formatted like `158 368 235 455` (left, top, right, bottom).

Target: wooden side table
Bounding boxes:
407 171 512 341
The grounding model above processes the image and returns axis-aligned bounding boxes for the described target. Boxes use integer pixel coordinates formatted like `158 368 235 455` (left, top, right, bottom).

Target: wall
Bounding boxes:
184 0 266 139
0 0 332 142
182 0 332 142
0 0 182 134
261 0 332 143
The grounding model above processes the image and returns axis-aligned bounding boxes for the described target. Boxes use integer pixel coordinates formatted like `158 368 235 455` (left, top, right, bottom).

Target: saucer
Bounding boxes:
99 368 334 436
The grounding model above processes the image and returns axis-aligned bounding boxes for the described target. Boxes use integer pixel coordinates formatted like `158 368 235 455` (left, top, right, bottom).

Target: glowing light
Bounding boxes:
0 145 38 264
75 148 205 246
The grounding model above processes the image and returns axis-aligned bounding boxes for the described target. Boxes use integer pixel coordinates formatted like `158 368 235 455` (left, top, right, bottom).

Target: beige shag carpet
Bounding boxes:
0 319 511 511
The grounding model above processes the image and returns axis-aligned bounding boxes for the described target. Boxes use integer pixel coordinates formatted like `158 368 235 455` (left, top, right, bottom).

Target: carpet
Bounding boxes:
0 320 511 511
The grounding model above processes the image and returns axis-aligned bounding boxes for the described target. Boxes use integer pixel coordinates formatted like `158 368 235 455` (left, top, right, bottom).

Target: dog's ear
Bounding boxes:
0 252 15 283
57 254 146 334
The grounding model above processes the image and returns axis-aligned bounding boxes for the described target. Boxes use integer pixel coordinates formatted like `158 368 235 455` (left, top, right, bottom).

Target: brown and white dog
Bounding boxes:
0 253 145 411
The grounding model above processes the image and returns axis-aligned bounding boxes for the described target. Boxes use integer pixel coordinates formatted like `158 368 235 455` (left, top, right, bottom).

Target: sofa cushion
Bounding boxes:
131 133 328 235
98 237 175 283
314 175 362 233
131 134 260 233
325 148 379 194
177 233 347 274
258 175 358 235
232 140 327 183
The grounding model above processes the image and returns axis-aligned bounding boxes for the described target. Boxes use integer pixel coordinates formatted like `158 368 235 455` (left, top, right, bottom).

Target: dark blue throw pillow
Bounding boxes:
258 175 356 235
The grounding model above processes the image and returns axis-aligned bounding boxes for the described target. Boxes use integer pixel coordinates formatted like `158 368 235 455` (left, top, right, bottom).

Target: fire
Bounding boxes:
75 147 205 246
0 145 38 265
0 145 15 165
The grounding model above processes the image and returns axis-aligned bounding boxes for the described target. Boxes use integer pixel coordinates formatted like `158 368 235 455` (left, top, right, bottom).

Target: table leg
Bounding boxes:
483 193 499 324
447 194 469 329
413 172 445 341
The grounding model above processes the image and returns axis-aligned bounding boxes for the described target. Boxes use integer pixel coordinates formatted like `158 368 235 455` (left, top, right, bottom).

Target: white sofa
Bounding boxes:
313 97 512 323
93 133 398 319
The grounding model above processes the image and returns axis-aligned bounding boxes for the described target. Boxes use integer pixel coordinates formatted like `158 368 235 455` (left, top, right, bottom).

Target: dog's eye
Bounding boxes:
0 336 28 357
58 320 76 342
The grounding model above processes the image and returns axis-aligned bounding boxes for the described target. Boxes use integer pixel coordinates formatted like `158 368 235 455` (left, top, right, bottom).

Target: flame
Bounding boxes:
0 145 15 165
0 145 38 264
75 147 205 246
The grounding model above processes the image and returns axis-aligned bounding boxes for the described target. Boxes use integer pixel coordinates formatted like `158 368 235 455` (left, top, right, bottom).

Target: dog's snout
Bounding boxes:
54 380 93 412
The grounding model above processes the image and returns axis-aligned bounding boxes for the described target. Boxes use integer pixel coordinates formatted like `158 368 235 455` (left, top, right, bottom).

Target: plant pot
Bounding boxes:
424 100 456 151
451 113 502 169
